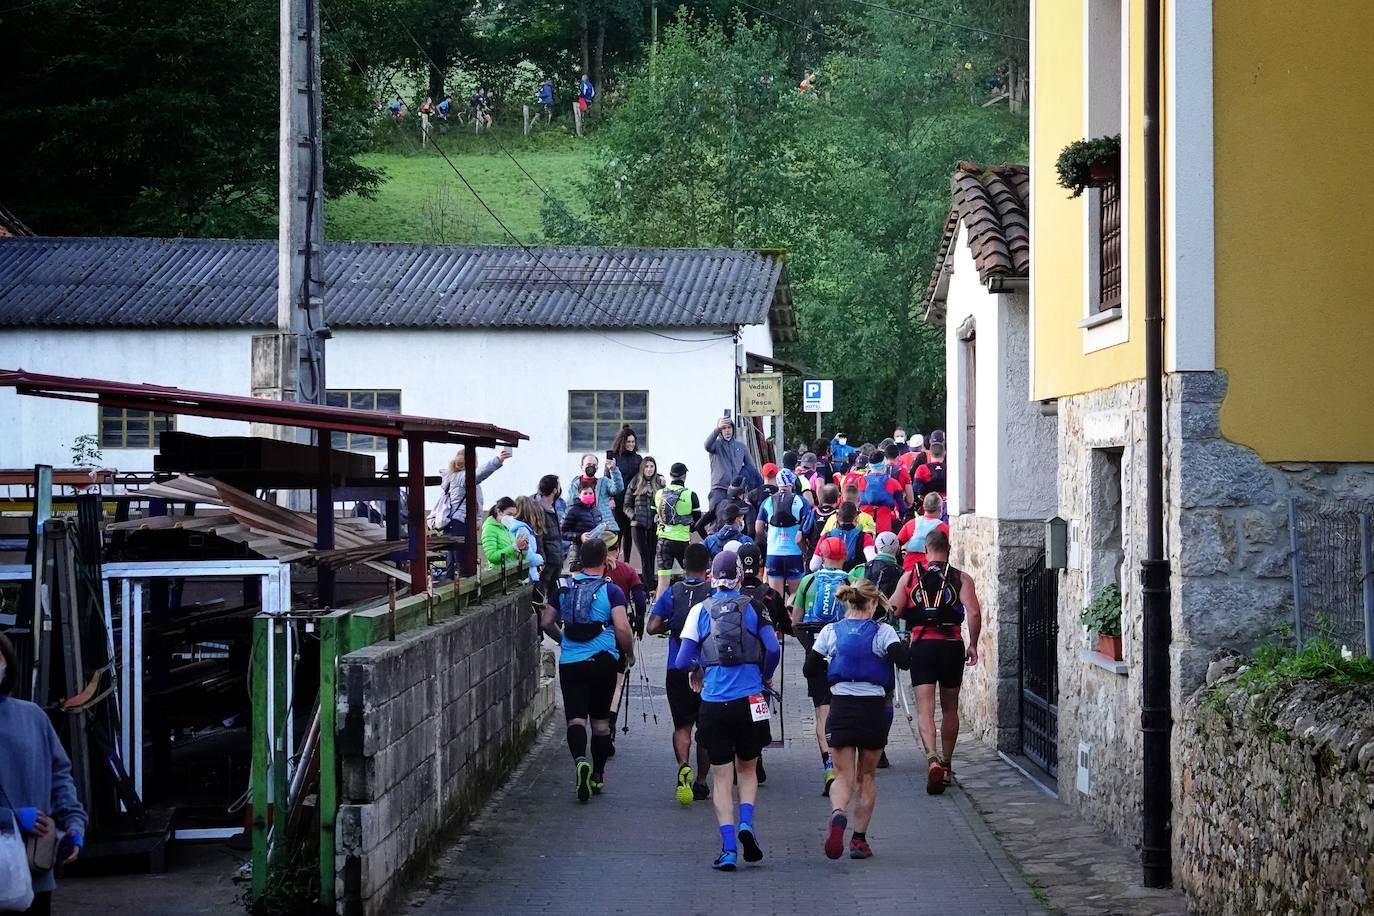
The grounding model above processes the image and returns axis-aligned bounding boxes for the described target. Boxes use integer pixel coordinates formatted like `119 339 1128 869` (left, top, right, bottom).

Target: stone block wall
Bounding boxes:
951 515 1046 752
334 588 555 916
1055 369 1374 867
1179 665 1374 915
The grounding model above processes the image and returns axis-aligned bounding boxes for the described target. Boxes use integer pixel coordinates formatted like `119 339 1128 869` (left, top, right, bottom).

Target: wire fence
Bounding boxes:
1289 498 1374 657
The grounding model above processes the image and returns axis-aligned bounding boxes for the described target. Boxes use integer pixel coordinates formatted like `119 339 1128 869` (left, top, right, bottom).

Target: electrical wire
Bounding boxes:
322 6 739 351
394 19 733 332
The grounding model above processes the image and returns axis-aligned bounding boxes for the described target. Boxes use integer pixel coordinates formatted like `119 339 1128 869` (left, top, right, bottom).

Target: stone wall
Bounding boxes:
951 514 1046 752
1054 369 1374 866
334 588 555 916
1180 664 1374 915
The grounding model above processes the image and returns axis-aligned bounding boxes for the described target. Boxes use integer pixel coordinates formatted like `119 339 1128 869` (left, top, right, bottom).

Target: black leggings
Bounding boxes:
632 525 658 586
612 501 633 560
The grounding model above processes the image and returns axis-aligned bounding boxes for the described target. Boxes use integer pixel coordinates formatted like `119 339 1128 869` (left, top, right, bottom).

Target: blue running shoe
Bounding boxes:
712 850 738 872
739 825 763 863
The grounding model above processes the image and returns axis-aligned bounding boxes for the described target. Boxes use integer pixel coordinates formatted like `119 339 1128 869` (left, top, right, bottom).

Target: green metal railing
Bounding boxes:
249 561 531 907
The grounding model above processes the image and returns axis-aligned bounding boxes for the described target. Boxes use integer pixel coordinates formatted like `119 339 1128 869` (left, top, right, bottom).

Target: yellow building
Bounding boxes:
1020 0 1374 870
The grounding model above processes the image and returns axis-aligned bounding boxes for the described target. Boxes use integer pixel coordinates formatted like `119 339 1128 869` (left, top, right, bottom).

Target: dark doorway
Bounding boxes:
1018 551 1059 782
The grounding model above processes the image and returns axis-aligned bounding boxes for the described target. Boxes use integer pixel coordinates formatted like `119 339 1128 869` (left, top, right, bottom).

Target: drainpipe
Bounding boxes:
1140 0 1172 889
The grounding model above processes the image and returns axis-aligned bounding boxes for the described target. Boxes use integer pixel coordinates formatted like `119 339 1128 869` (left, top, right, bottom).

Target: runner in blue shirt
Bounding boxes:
646 543 713 805
538 538 634 803
672 552 781 871
754 468 811 599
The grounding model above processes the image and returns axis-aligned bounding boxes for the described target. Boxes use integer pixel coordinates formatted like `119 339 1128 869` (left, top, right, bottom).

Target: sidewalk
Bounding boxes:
405 633 1044 915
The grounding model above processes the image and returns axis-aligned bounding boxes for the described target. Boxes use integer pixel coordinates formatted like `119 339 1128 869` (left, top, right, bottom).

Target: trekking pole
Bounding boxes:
635 632 660 726
898 683 914 724
618 668 632 735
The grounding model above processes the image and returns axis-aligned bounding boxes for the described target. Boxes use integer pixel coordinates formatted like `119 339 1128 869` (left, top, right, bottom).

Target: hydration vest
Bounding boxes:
907 562 965 634
832 524 866 571
861 468 897 509
904 516 943 555
561 576 609 642
706 526 752 557
699 595 763 668
920 461 947 498
863 556 903 600
826 618 894 689
803 568 850 626
668 577 712 639
765 493 802 529
658 485 695 527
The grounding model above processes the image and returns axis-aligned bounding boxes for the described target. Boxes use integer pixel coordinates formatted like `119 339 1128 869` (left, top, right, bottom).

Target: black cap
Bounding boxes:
670 462 688 478
737 543 763 578
727 476 747 498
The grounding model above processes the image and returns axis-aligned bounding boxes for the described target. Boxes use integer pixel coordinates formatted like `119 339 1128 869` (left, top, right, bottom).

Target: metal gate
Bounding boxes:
1019 551 1059 779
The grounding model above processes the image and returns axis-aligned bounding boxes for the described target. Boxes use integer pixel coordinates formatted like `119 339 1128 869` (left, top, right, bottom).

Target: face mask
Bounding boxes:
579 493 596 506
838 437 848 445
583 464 597 478
894 436 906 444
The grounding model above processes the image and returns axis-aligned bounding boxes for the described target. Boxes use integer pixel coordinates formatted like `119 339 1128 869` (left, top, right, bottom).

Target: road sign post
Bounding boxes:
803 379 833 441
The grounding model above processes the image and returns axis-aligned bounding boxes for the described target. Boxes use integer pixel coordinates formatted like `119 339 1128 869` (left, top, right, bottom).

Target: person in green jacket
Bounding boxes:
481 497 529 568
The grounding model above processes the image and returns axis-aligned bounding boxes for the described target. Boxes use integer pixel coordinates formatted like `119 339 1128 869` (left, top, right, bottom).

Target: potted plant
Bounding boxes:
69 434 103 491
1055 134 1121 198
1080 583 1123 661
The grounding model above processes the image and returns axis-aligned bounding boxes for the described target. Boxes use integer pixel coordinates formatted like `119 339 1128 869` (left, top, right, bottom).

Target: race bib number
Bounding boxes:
748 694 770 722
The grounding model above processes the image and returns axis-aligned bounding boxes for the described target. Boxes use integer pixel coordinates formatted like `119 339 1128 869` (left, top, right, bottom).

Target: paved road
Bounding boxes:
407 630 1043 915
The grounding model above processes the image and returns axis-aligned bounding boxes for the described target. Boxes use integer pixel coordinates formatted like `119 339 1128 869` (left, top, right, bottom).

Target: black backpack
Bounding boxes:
700 595 764 668
863 556 903 600
668 578 712 639
767 493 801 529
920 461 947 497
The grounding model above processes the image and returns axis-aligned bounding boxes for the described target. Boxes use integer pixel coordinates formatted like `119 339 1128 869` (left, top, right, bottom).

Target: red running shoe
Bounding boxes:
849 838 873 859
824 810 847 860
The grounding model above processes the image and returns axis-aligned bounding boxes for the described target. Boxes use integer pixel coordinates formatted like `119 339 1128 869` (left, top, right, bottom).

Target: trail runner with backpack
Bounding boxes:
539 537 636 803
672 552 781 871
890 528 981 794
802 578 911 859
653 462 702 595
755 469 811 599
790 537 851 796
646 543 715 805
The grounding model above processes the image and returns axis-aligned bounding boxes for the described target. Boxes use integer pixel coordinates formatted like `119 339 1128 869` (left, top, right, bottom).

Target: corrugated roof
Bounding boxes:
0 237 795 338
923 162 1030 322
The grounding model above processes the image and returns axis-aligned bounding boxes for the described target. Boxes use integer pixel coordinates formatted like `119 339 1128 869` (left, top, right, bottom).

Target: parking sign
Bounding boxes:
803 379 833 413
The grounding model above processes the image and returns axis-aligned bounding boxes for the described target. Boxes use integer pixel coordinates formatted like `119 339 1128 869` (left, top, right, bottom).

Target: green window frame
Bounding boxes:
99 407 176 449
325 389 402 451
568 390 648 452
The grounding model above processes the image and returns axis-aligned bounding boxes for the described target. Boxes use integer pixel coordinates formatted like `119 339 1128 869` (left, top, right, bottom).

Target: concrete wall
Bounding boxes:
334 588 554 916
1180 663 1374 915
942 227 1056 521
0 325 759 503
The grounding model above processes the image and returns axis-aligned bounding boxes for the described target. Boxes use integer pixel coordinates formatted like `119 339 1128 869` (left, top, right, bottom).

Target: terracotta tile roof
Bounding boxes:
923 162 1029 322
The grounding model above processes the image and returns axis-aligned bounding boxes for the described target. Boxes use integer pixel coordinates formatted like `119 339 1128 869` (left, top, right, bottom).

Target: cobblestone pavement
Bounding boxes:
406 632 1043 915
952 746 1190 916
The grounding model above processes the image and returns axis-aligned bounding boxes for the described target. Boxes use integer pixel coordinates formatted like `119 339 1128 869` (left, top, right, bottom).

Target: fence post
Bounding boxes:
1288 497 1304 647
1361 512 1374 658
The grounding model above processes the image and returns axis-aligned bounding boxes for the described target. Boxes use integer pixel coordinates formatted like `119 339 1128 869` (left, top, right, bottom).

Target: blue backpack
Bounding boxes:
832 524 865 571
861 467 897 509
804 568 850 626
561 576 608 641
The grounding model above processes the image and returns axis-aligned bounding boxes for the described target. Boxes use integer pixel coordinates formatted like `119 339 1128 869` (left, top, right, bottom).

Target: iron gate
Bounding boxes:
1019 551 1059 778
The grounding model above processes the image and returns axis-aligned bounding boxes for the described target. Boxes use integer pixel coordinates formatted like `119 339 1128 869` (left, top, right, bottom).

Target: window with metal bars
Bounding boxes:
1098 180 1122 311
325 389 402 450
99 408 176 449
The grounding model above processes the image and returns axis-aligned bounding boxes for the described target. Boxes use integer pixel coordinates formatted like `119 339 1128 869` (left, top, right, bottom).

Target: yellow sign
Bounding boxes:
739 373 783 416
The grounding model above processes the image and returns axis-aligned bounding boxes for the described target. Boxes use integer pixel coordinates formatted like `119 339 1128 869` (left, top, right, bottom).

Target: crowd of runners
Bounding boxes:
445 416 981 870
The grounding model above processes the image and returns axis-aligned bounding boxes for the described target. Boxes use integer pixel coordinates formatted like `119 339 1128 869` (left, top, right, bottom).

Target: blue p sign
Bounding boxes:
805 381 821 399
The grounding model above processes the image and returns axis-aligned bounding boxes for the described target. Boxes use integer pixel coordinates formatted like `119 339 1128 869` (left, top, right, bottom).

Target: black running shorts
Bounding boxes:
665 667 700 729
559 652 619 722
655 537 689 575
909 639 966 690
825 694 891 750
796 627 832 707
697 697 771 766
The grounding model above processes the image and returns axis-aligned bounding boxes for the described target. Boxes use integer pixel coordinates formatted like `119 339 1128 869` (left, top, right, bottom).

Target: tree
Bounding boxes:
0 0 381 236
544 7 1028 440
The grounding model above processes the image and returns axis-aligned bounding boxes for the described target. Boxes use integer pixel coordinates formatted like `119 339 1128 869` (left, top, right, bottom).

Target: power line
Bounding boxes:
392 19 728 331
321 6 736 354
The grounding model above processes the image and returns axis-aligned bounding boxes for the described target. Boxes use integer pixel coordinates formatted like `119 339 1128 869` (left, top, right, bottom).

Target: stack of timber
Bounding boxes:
108 476 415 580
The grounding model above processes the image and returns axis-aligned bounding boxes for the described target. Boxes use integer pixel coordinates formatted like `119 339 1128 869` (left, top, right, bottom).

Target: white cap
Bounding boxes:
723 540 743 555
911 434 925 449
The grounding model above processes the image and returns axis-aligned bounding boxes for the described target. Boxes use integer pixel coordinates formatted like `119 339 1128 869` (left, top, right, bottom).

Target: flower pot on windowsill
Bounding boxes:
1086 159 1117 186
1096 634 1123 661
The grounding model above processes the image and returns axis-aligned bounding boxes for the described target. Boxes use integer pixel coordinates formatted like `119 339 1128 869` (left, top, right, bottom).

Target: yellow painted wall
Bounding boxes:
1031 0 1146 401
1213 1 1374 462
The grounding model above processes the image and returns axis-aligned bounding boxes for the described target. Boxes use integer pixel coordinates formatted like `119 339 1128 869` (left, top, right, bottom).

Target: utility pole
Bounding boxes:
253 0 327 424
650 3 658 87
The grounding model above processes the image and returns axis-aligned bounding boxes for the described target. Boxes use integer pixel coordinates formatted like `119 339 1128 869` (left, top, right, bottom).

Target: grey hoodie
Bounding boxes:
704 426 756 492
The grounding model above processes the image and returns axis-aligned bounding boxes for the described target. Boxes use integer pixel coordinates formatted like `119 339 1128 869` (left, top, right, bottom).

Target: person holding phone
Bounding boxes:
704 415 758 529
437 446 511 577
0 633 86 916
574 452 624 541
608 427 643 562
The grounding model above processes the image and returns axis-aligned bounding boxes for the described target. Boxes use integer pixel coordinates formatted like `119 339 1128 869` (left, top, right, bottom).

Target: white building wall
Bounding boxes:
942 224 1056 521
0 324 764 503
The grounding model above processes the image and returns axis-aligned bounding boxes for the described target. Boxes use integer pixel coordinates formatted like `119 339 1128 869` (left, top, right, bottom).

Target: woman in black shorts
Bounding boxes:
801 579 909 860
